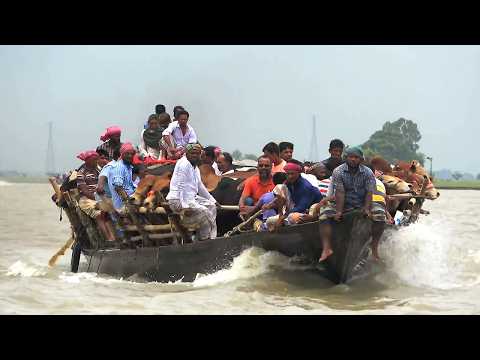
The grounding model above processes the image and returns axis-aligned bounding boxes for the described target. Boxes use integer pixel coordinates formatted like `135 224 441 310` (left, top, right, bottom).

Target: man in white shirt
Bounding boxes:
162 109 198 159
166 143 220 240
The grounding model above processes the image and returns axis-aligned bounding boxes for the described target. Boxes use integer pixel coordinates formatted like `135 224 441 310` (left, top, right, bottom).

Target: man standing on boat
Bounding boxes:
166 143 220 240
98 126 123 161
317 147 376 262
107 143 137 211
162 109 197 159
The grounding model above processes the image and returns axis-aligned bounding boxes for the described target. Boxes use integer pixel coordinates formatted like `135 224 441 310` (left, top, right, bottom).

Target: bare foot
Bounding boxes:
318 248 333 262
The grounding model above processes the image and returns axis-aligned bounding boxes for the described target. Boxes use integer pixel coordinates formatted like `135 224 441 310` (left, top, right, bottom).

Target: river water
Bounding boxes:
1 181 479 314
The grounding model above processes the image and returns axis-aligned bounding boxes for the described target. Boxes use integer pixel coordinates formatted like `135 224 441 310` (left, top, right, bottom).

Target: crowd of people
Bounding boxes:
71 104 390 262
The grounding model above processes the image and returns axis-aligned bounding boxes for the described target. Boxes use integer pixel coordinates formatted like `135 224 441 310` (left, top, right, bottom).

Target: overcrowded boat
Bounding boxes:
47 104 440 284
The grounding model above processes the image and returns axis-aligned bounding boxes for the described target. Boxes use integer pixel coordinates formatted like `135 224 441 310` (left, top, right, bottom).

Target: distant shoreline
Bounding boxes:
0 176 48 184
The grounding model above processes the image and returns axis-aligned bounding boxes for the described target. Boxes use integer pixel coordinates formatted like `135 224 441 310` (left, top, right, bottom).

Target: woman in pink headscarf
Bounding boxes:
97 126 123 161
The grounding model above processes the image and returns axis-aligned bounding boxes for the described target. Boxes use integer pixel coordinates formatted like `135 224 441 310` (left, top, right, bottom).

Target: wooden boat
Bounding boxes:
76 210 373 284
49 176 423 285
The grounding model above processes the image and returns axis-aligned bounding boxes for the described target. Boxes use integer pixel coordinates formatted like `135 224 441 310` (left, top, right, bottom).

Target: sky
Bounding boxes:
0 45 477 175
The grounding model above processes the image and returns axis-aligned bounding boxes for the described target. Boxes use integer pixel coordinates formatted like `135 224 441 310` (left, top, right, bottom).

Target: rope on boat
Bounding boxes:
224 210 263 237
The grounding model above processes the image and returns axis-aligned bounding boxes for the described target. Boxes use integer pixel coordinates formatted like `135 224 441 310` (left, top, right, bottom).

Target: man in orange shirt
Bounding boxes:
238 156 275 216
263 142 286 174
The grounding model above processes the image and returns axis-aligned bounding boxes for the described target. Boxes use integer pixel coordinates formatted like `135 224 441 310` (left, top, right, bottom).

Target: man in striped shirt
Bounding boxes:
76 150 116 241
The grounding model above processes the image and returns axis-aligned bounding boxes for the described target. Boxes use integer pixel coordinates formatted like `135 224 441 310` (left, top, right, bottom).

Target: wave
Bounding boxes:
6 261 48 277
378 220 469 290
192 247 311 288
0 180 13 186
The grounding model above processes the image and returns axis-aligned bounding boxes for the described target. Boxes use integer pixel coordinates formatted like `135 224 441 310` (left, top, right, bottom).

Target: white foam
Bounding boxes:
0 180 13 186
6 261 48 277
379 221 465 290
192 247 305 288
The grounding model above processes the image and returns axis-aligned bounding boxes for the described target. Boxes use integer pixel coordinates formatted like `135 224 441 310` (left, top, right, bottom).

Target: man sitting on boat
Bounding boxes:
95 148 120 213
245 172 288 231
216 152 235 175
139 113 171 160
97 126 123 161
161 109 198 160
263 160 323 230
166 143 220 240
263 142 286 174
317 147 376 262
279 142 294 162
76 150 116 241
321 139 345 177
201 146 223 176
107 143 137 212
238 155 275 217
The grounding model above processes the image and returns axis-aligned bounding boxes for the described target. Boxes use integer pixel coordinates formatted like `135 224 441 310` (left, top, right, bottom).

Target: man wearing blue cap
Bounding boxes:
317 146 376 262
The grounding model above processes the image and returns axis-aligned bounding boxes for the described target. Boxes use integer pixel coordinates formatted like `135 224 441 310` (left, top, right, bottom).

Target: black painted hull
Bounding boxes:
81 211 373 284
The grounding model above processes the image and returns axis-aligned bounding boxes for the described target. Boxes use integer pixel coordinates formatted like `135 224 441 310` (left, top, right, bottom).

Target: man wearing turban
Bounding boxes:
166 143 220 241
107 142 137 211
76 150 116 242
97 126 123 161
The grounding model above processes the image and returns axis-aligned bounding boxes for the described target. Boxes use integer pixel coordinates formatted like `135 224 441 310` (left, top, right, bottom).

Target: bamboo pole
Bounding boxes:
48 231 75 267
48 177 63 204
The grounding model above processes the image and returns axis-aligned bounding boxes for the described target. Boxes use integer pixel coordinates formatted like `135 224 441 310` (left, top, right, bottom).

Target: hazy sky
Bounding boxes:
0 45 477 174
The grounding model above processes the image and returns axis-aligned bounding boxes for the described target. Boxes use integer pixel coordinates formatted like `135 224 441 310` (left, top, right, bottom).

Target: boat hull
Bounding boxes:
81 210 373 284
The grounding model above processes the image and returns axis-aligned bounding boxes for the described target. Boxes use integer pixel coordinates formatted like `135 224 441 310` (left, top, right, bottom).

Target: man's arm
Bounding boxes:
363 172 376 216
138 129 149 158
96 175 107 195
162 122 176 149
238 178 252 207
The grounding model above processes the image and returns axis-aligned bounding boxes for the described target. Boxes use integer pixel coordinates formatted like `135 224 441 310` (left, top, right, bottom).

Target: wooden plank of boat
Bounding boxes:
81 210 373 284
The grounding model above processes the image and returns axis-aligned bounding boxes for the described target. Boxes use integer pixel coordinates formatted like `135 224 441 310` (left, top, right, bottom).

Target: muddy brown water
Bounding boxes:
1 181 479 314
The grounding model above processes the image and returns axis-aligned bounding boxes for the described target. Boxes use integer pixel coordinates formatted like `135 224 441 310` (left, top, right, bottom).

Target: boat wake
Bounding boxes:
193 247 313 288
377 220 470 290
6 260 49 277
0 180 13 187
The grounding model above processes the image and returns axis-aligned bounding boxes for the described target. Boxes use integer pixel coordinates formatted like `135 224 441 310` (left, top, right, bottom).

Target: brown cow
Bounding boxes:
370 156 393 175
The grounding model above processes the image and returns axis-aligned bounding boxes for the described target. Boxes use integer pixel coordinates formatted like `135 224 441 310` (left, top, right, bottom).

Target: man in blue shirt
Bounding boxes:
107 143 137 210
264 160 323 230
283 160 323 224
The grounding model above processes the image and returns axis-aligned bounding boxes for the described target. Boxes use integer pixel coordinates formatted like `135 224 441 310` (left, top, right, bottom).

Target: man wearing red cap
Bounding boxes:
107 142 137 210
265 160 322 229
97 126 123 161
76 150 116 241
